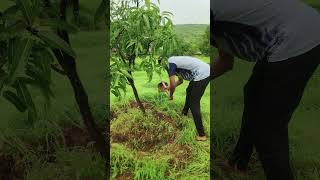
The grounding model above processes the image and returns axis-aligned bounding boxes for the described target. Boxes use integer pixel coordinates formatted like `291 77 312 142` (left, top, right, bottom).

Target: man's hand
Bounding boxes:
211 48 234 79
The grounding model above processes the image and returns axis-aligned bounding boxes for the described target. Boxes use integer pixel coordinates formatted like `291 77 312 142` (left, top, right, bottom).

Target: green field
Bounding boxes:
110 22 210 179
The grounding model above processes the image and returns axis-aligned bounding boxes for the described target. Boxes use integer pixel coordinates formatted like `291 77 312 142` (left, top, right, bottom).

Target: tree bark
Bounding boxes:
127 75 145 113
105 0 111 176
128 55 145 113
54 0 108 159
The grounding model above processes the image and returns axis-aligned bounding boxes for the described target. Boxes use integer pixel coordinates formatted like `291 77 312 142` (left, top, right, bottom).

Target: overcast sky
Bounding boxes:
151 0 210 25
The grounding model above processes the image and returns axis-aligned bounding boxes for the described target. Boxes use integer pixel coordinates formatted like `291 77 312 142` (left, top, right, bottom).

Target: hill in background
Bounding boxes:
174 24 208 43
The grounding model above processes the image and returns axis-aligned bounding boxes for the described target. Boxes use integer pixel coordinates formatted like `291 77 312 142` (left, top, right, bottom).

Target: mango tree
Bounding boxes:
0 0 108 161
111 0 179 113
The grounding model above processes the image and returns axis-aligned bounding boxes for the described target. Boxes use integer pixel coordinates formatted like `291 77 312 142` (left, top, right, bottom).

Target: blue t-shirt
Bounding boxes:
168 56 210 81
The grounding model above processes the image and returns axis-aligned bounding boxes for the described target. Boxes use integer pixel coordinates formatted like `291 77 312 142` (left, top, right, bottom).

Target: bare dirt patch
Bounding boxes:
116 172 134 180
111 101 178 151
111 101 194 172
0 124 107 179
0 153 24 180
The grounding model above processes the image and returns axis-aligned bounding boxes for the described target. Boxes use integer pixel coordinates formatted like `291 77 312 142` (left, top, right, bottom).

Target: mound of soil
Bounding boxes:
164 144 193 168
0 153 24 180
63 126 96 147
116 172 134 180
111 101 178 151
128 101 178 130
0 124 107 179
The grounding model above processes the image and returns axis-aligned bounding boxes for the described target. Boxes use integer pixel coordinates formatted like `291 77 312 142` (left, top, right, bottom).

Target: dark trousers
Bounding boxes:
183 77 210 137
229 45 320 180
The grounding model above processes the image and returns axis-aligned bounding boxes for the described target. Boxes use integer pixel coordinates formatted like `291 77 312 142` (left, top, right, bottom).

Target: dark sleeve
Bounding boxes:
168 63 177 77
210 9 218 48
211 36 217 47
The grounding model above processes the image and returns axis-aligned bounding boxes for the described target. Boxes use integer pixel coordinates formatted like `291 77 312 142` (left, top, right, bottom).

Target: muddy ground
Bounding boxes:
0 125 107 180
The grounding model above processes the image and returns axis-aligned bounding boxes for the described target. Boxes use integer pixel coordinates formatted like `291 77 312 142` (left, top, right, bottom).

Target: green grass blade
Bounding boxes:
145 0 151 9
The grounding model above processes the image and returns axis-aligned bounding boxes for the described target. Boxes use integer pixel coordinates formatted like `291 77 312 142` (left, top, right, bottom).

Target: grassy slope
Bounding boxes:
174 24 208 42
110 55 210 179
110 24 210 179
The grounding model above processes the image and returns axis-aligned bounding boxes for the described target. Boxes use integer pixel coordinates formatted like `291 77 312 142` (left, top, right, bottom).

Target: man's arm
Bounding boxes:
169 75 176 100
168 76 183 100
175 76 183 87
211 49 234 79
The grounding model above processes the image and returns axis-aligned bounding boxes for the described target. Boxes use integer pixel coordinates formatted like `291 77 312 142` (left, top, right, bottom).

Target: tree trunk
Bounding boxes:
127 55 145 113
127 76 145 113
105 0 111 177
55 0 108 159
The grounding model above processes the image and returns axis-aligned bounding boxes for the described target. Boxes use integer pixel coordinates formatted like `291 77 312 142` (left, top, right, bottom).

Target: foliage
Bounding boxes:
0 0 77 124
110 0 179 99
199 26 210 55
174 24 209 56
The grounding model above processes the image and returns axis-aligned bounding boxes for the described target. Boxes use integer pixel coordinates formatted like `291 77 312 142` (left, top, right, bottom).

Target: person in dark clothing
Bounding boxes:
211 0 320 179
160 56 210 141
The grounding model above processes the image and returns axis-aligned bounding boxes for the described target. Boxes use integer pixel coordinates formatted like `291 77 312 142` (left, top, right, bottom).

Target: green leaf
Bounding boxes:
143 14 150 30
37 30 76 58
6 20 27 34
16 0 33 25
15 79 36 113
2 90 27 112
114 74 120 86
8 38 33 84
145 0 151 9
126 41 135 48
39 19 79 33
2 5 19 19
119 69 133 79
111 89 120 97
0 69 7 91
162 11 173 17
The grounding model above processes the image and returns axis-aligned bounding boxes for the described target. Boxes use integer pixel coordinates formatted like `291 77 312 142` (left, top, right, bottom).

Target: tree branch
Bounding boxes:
51 63 67 75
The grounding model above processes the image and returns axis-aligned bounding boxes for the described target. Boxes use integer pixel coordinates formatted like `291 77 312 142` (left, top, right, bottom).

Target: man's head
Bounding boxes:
158 81 168 92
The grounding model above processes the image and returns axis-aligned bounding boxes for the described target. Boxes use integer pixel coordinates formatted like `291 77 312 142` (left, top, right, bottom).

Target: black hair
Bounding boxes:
158 81 168 88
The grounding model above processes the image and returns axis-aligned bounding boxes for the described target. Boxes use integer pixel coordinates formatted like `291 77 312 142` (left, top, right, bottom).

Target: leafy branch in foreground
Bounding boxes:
0 0 108 160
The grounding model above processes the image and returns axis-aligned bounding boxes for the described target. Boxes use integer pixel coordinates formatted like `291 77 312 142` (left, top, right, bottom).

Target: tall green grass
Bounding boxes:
110 56 210 179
